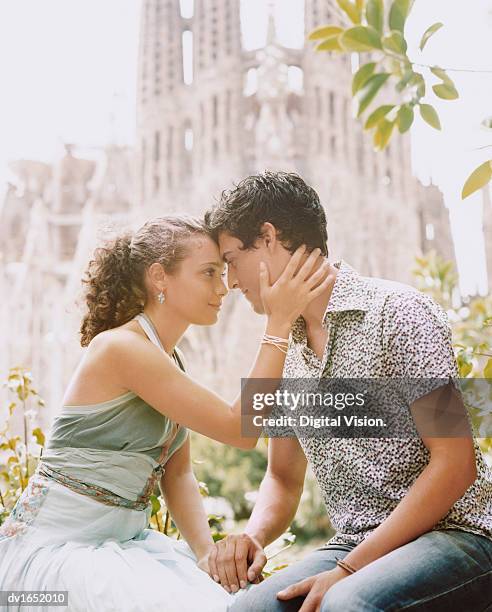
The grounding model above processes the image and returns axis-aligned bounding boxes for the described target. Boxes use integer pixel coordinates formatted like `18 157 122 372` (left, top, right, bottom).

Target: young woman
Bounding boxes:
0 215 330 612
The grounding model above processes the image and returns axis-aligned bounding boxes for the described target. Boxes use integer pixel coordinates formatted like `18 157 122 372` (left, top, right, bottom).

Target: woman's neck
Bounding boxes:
142 304 189 355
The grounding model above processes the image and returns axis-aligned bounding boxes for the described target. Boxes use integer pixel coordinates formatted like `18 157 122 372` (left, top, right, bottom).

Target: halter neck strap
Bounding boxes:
134 312 165 351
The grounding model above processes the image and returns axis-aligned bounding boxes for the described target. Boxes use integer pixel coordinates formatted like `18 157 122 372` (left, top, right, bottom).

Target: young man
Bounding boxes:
204 171 492 611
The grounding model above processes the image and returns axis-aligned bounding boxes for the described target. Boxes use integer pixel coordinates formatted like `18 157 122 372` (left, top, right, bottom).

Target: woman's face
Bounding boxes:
163 235 228 325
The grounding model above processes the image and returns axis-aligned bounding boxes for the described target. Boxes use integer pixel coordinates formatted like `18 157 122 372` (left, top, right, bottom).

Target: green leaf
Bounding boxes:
308 25 344 40
340 26 382 52
366 0 383 34
198 480 210 496
481 116 492 129
387 57 404 78
212 532 227 542
364 104 395 130
410 72 426 97
430 66 450 83
337 0 362 24
373 119 395 151
457 350 473 377
355 73 390 117
397 104 414 133
461 161 492 199
460 361 473 377
150 494 161 516
395 68 414 92
430 66 458 95
432 83 459 100
316 35 343 52
484 358 492 379
419 22 443 51
389 0 413 32
31 427 45 447
352 62 376 95
419 103 441 130
382 30 408 55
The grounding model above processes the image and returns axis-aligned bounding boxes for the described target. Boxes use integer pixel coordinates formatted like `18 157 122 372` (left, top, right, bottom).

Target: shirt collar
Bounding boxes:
291 259 370 342
323 260 371 318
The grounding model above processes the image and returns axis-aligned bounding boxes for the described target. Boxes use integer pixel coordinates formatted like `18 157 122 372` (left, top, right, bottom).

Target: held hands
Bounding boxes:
197 553 211 575
204 533 267 593
259 246 332 329
198 537 350 608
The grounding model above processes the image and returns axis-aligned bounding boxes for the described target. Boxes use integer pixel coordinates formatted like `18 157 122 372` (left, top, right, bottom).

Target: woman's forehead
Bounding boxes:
188 235 221 261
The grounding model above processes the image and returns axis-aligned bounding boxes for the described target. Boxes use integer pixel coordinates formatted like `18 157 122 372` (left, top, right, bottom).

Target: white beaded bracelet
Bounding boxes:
261 334 289 354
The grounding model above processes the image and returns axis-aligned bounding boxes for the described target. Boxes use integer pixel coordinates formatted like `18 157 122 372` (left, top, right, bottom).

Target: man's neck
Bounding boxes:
300 261 339 333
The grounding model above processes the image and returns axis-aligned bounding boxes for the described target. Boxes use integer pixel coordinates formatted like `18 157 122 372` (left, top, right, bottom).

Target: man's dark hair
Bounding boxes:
204 171 328 256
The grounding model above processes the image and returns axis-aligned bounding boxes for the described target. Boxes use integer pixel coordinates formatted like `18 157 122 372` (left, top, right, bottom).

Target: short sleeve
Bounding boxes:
262 378 298 439
382 291 458 405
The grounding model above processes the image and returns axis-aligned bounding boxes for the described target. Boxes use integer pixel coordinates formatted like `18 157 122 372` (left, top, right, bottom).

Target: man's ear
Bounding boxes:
260 222 278 253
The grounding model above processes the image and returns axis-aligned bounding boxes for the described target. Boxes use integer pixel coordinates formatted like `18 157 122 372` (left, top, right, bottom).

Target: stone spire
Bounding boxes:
266 0 276 47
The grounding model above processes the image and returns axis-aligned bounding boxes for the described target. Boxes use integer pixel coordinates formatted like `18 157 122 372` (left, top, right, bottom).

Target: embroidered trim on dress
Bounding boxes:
34 423 181 513
0 475 50 539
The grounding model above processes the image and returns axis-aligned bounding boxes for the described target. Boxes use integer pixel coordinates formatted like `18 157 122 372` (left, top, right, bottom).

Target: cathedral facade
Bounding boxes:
1 0 455 422
136 0 453 278
134 0 454 398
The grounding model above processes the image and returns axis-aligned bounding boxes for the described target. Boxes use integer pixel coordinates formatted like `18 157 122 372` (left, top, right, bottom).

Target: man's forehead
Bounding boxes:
218 232 241 256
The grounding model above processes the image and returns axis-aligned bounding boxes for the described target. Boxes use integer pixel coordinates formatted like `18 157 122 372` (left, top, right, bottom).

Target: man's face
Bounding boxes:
218 230 291 314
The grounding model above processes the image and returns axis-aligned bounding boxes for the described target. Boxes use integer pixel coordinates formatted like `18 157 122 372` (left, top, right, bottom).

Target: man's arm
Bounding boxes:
208 437 307 592
278 389 479 609
245 437 308 547
340 386 478 570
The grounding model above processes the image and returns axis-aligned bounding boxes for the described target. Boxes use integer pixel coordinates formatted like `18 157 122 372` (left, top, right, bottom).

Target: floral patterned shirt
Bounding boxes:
282 260 492 546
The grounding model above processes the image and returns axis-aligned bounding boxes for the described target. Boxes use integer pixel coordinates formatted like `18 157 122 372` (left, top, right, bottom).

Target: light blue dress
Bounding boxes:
0 313 237 611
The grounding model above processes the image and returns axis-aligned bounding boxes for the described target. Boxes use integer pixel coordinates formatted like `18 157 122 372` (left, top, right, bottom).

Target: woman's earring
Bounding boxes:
157 291 166 304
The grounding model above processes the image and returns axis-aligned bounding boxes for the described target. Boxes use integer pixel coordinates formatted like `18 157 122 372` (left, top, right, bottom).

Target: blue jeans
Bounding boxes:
229 529 492 611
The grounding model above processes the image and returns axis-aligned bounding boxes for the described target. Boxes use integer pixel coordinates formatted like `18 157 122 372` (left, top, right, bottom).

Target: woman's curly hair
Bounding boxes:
79 214 208 346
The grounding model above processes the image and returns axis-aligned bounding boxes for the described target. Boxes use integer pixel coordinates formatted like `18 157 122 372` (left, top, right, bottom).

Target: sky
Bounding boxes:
0 0 140 162
0 0 491 294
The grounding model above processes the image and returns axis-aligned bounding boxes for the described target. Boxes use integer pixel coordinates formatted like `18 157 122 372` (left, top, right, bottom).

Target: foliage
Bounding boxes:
190 433 268 520
147 479 229 541
146 454 299 576
412 251 492 458
0 367 46 526
462 159 492 200
291 469 333 541
309 0 492 198
190 433 331 541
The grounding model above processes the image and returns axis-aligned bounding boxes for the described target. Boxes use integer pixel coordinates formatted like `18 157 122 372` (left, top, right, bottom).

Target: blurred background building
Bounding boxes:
0 0 474 424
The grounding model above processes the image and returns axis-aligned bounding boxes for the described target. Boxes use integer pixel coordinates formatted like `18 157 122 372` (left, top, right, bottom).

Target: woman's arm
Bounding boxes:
160 435 214 564
108 247 332 448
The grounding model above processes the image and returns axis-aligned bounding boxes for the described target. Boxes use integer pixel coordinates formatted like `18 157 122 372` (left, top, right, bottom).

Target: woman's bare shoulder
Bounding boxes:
93 323 172 377
62 324 149 406
88 321 147 353
78 324 156 382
